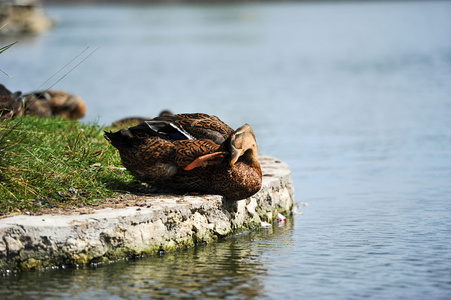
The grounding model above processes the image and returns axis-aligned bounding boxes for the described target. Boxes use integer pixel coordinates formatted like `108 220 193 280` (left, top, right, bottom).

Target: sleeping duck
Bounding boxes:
104 113 262 200
0 84 86 120
23 90 87 120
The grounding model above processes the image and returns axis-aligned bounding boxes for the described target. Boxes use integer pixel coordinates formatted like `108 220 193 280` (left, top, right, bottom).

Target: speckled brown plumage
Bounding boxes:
23 90 87 120
0 84 23 120
169 155 262 200
149 113 234 144
0 84 86 120
104 113 262 200
110 110 174 129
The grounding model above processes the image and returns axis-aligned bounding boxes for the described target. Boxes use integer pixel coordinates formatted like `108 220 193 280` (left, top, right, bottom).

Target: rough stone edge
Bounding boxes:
0 155 294 272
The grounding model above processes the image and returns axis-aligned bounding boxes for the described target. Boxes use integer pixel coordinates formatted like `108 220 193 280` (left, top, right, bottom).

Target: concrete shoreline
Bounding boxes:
0 155 294 272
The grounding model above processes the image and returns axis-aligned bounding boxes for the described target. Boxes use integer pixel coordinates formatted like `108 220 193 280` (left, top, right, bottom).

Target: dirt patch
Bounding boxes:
0 192 202 219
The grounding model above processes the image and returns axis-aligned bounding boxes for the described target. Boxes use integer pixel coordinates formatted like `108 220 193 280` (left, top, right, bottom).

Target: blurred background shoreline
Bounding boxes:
1 0 450 298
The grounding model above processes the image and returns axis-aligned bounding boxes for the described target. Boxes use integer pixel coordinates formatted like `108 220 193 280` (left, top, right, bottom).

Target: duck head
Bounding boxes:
229 124 259 166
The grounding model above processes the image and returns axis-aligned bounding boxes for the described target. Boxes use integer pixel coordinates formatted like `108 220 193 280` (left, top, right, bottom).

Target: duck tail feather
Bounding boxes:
104 129 133 149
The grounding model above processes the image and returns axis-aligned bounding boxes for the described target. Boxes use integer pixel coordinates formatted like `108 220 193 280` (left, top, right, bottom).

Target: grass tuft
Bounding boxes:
0 115 137 215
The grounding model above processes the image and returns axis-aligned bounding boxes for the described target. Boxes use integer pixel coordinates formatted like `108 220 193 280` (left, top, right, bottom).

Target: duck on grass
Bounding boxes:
0 112 262 217
104 113 262 201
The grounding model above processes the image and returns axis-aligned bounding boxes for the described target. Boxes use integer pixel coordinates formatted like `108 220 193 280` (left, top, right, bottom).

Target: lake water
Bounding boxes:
1 1 451 299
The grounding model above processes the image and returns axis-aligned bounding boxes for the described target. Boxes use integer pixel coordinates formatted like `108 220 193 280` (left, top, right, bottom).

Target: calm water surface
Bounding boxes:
1 1 451 299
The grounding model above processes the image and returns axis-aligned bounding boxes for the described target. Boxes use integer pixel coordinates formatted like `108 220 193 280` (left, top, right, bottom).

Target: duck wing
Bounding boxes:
144 119 196 141
173 139 228 170
175 113 234 144
147 113 234 144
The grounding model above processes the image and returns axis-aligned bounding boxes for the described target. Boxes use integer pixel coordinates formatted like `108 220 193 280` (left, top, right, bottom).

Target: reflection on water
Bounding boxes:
0 219 295 299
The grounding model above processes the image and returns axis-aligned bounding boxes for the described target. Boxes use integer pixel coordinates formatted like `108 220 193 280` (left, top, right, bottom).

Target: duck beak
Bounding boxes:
230 145 243 166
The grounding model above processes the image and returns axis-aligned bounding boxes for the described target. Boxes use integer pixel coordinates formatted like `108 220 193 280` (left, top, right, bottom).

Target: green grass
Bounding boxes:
0 115 138 216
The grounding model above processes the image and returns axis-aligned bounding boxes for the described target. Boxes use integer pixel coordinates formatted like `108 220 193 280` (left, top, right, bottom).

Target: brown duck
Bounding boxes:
104 113 262 200
0 84 86 120
0 84 23 120
110 110 174 129
23 90 87 120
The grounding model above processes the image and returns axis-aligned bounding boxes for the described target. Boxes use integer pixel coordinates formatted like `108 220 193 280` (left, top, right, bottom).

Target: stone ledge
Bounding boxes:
0 155 294 272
